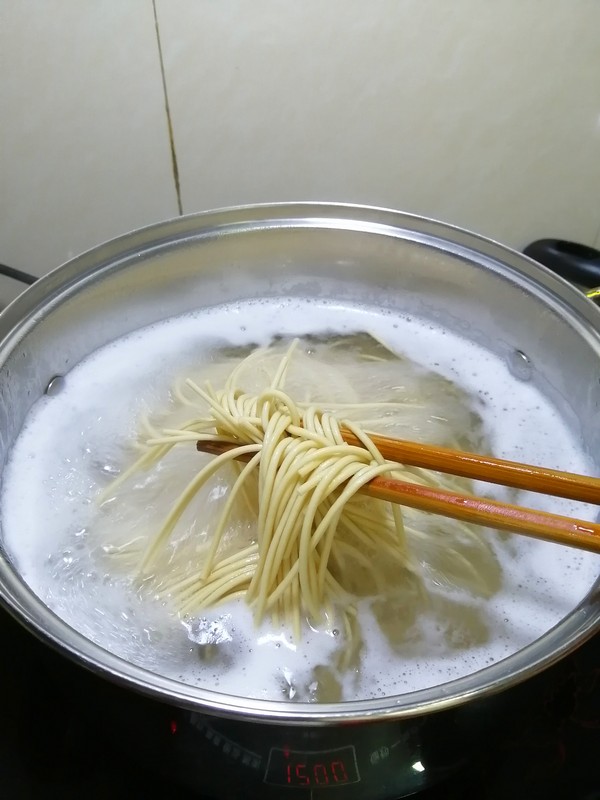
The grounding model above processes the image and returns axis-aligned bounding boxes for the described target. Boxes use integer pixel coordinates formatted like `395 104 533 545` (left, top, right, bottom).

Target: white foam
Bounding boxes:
1 298 598 701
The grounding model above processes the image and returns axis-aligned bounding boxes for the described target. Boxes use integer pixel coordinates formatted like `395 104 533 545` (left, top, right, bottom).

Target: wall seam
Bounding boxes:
152 0 183 216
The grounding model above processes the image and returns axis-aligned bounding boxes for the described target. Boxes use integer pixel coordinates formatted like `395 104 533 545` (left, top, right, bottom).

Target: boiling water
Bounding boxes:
1 298 598 702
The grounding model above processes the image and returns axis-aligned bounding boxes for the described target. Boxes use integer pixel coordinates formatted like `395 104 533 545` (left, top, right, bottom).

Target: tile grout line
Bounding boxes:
152 0 183 216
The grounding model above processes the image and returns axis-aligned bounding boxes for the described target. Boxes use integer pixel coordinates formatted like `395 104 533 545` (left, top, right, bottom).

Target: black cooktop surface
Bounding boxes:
1 606 598 800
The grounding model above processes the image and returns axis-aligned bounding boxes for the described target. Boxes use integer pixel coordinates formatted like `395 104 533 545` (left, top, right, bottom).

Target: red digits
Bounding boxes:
295 764 309 785
331 761 348 783
284 757 350 786
314 764 329 784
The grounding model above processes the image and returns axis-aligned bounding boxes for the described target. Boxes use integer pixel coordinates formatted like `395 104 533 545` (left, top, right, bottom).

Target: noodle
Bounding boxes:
101 335 500 649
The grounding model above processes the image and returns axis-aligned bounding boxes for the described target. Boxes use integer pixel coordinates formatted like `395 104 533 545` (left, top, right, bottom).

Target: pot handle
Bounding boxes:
523 239 600 305
0 263 37 286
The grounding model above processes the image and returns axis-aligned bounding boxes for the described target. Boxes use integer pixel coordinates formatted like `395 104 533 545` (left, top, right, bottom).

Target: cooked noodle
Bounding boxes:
100 335 500 647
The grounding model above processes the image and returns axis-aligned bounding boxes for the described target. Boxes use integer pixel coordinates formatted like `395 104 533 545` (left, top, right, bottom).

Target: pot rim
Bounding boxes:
1 201 599 726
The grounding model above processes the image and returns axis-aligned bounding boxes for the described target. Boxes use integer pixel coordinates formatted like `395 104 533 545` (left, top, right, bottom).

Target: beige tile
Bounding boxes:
0 0 178 281
156 0 600 251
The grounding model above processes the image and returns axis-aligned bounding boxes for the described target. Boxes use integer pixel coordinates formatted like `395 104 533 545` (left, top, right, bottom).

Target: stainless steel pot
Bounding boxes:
1 203 599 799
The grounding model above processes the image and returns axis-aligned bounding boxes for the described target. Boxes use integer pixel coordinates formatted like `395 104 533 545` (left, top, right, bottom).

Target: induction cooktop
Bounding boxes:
1 605 598 800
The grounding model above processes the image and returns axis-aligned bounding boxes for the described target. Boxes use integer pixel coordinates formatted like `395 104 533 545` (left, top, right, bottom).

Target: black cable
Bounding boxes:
0 263 38 286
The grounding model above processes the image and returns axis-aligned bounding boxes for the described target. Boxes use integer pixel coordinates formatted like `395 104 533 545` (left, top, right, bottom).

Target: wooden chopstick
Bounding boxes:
365 473 600 554
340 429 600 504
196 438 600 554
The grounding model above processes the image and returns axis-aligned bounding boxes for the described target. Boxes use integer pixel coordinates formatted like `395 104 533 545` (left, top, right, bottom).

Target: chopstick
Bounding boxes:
340 429 600 504
364 474 600 554
196 437 600 554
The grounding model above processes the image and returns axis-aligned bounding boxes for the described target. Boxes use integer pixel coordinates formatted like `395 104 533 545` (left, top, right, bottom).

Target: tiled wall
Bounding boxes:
2 0 599 298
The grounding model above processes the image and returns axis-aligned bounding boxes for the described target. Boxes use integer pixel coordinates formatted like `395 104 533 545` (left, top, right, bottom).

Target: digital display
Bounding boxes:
264 745 360 788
